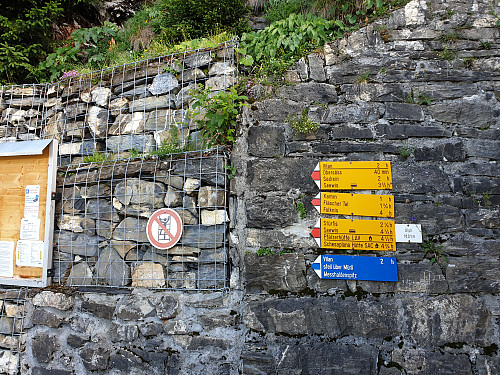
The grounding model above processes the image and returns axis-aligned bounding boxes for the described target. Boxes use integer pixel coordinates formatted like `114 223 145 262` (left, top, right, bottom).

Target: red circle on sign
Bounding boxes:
146 208 183 249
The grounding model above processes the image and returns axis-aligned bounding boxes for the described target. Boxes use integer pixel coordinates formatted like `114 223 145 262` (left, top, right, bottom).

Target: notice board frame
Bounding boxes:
0 139 57 287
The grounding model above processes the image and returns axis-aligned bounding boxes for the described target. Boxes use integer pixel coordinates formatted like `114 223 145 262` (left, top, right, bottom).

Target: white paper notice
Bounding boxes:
0 241 15 277
20 218 41 240
16 240 43 268
24 185 41 218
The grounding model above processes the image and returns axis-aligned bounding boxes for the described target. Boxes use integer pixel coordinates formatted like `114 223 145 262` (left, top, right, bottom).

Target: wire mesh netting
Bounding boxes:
0 288 26 374
0 41 236 291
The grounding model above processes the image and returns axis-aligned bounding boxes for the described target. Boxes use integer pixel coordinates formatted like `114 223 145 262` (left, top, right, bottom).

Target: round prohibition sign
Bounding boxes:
146 208 183 249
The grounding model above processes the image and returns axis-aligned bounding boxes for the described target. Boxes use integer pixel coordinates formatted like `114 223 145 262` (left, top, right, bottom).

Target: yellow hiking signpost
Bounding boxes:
311 192 394 217
311 218 396 251
311 161 392 190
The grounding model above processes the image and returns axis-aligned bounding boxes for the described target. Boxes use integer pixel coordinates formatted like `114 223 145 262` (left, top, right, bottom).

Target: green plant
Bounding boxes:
405 88 433 105
482 192 492 207
461 56 476 69
226 164 237 179
129 148 143 159
441 7 454 20
256 247 275 256
421 235 448 270
355 71 371 83
289 108 319 134
398 140 413 159
83 151 113 163
240 13 345 78
439 32 459 43
296 194 307 219
38 22 118 81
439 47 456 60
278 249 295 256
190 85 248 147
480 41 492 50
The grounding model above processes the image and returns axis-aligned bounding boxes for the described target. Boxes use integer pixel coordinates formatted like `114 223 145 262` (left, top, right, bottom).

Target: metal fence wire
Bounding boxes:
0 288 26 375
0 41 236 291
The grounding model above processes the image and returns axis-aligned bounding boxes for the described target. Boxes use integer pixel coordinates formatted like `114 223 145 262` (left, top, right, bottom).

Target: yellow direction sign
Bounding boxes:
311 218 396 251
312 192 394 218
311 161 392 190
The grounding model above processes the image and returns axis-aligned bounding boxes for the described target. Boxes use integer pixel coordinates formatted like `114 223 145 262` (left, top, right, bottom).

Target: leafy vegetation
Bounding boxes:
256 247 275 256
421 235 448 271
289 108 319 134
190 85 248 147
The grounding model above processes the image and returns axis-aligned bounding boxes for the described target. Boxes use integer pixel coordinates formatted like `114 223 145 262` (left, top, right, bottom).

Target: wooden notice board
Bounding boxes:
0 139 57 287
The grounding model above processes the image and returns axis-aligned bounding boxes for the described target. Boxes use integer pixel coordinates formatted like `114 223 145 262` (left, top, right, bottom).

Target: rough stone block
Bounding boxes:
250 99 303 122
81 293 121 319
392 163 450 194
245 253 307 293
32 291 74 311
95 247 131 286
31 308 65 328
447 256 500 294
132 263 166 288
414 140 466 161
32 332 58 363
401 294 495 347
247 125 285 157
308 53 326 82
375 122 451 139
182 225 225 249
198 263 226 289
247 158 318 193
79 344 110 371
465 139 500 160
395 203 462 234
328 124 374 139
319 102 384 124
246 195 295 228
278 82 337 104
343 83 404 102
385 102 424 121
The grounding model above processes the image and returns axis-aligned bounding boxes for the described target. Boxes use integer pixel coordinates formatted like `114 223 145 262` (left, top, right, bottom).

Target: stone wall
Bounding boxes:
0 0 499 374
232 0 500 374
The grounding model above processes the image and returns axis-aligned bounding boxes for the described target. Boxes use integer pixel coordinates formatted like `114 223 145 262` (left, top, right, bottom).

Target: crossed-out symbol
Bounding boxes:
146 208 183 249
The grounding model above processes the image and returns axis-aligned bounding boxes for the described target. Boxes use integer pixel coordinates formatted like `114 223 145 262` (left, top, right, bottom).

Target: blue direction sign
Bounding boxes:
311 255 398 282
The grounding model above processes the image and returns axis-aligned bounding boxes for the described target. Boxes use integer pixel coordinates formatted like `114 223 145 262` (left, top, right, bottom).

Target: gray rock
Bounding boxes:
168 271 197 289
201 209 228 225
148 73 179 95
0 317 14 334
245 253 306 293
247 158 318 193
114 178 166 207
54 230 102 256
208 62 235 76
447 256 500 293
308 53 326 82
247 125 285 157
86 106 110 138
172 156 226 186
67 262 93 285
86 199 121 222
385 102 425 121
91 87 111 107
183 52 212 68
278 82 338 104
247 195 295 228
144 109 188 131
180 68 206 82
164 186 183 207
116 295 156 320
198 263 226 289
318 102 384 124
79 344 110 371
96 247 131 286
129 95 175 112
109 322 139 342
58 140 103 156
57 214 95 234
112 217 149 243
81 293 121 319
106 134 155 153
198 186 225 208
109 97 129 116
205 76 237 91
109 112 147 135
392 163 450 194
182 225 225 248
32 332 58 363
31 308 65 328
64 121 85 138
175 84 196 107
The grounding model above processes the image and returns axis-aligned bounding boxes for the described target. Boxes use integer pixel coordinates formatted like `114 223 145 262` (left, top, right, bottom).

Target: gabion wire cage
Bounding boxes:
0 41 237 291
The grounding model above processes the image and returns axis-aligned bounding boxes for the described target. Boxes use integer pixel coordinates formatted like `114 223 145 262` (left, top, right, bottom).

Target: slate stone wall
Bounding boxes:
231 0 500 374
1 0 499 374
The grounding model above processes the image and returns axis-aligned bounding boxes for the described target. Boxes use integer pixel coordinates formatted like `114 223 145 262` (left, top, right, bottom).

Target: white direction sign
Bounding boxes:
395 224 422 243
146 208 183 249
